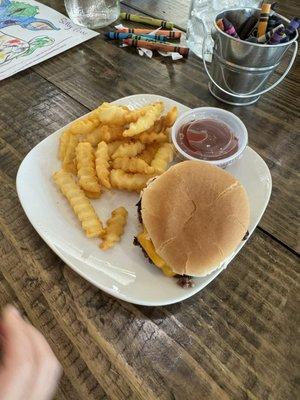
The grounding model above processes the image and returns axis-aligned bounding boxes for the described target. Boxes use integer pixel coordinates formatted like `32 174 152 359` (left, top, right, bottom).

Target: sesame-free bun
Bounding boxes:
141 161 250 277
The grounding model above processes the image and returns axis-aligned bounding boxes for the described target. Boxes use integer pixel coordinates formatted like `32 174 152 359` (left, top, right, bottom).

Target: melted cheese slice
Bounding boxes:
137 230 176 277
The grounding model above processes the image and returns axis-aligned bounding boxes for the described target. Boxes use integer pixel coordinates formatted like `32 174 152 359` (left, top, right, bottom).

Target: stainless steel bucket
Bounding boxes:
202 8 298 106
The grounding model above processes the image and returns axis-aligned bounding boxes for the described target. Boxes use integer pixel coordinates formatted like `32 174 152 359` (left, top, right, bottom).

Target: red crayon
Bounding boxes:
117 28 181 39
122 38 189 57
216 19 224 31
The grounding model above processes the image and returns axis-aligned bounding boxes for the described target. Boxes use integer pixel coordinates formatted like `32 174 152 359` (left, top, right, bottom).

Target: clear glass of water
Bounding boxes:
186 0 260 59
64 0 120 29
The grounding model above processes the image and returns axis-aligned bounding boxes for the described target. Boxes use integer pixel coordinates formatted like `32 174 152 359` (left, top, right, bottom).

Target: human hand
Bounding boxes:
0 305 62 400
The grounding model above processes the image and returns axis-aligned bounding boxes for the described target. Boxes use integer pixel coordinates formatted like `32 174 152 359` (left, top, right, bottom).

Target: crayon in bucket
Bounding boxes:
268 27 287 44
257 3 272 37
284 17 300 39
257 23 284 43
223 18 239 38
216 19 224 31
237 15 258 40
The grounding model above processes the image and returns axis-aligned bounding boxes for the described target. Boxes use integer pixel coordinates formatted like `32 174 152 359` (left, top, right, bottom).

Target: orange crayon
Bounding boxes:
257 3 271 37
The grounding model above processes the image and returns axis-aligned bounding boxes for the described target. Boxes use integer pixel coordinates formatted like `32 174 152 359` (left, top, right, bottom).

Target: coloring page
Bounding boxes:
0 0 99 80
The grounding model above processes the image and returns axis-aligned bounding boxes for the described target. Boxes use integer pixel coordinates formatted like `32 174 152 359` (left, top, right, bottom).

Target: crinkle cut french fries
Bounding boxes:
54 100 178 250
53 170 104 238
100 207 128 250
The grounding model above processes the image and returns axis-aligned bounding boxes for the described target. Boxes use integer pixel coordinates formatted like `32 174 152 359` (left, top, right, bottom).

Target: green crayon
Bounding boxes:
120 12 174 29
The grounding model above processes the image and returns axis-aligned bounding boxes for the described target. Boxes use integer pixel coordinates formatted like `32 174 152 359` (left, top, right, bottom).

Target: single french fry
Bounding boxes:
139 143 160 164
123 102 164 137
100 207 128 250
151 143 174 174
84 190 101 199
53 170 104 238
69 115 100 135
95 141 111 189
63 134 80 173
112 157 155 175
107 140 126 157
85 125 105 147
112 157 155 174
111 141 145 159
110 169 153 192
138 131 168 144
85 125 124 147
124 105 151 123
101 125 124 142
164 106 178 128
76 142 101 197
96 102 129 125
59 129 71 161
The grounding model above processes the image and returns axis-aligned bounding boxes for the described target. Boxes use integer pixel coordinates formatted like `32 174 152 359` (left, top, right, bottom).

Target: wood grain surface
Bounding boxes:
0 0 299 399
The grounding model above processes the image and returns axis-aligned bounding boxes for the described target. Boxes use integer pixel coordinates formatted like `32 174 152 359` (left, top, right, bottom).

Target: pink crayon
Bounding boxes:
222 18 239 38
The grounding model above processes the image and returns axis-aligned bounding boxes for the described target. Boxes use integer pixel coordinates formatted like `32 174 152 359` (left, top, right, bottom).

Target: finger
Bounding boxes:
24 322 62 400
0 305 36 400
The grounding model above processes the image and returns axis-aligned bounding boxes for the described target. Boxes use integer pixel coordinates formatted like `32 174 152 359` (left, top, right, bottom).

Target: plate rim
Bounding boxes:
16 94 272 306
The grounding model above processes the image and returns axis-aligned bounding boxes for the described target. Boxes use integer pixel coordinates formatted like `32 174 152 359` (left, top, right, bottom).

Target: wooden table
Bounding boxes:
0 1 299 399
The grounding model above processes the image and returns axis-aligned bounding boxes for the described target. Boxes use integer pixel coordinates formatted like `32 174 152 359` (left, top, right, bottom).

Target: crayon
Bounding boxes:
223 18 239 38
237 15 258 40
120 13 174 29
257 3 271 38
268 27 287 44
270 2 278 11
267 15 283 30
216 19 224 31
105 32 167 42
257 23 284 43
245 37 258 43
279 36 289 43
284 17 300 38
116 28 181 39
122 39 189 57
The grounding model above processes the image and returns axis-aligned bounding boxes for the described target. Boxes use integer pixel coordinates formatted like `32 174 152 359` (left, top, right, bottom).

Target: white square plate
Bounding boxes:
16 94 272 306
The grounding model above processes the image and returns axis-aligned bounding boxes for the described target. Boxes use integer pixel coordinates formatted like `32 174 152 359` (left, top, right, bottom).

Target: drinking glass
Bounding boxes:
64 0 120 29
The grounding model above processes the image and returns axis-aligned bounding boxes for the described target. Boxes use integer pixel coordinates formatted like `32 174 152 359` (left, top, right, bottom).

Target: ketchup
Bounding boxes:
177 119 238 160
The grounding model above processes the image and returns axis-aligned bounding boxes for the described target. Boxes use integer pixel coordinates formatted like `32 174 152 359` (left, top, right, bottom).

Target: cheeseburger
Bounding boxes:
134 161 250 286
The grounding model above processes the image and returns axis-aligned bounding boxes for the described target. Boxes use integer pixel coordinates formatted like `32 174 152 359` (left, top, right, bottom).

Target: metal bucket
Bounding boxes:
202 8 298 106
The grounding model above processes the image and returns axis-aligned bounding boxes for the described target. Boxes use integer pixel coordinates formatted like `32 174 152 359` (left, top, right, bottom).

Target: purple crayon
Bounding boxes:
268 27 287 44
284 17 300 38
223 17 239 38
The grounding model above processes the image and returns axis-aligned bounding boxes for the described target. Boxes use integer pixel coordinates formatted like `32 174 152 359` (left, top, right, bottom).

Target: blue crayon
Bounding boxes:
105 31 167 42
284 17 300 38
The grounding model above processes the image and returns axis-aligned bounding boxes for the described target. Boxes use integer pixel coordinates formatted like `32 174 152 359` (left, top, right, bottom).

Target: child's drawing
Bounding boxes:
0 0 98 80
0 0 59 30
0 31 54 64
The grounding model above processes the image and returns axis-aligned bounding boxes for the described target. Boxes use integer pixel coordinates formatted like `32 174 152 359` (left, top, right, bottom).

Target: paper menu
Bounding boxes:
0 0 99 80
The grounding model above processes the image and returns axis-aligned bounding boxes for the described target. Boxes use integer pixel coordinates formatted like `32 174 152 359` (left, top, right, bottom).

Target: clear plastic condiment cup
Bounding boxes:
171 107 248 168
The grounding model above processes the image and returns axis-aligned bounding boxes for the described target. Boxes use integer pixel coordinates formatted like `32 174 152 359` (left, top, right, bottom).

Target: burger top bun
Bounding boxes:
141 160 250 277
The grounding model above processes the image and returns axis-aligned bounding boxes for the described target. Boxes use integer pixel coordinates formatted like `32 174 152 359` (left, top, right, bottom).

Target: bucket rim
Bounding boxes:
214 7 299 48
